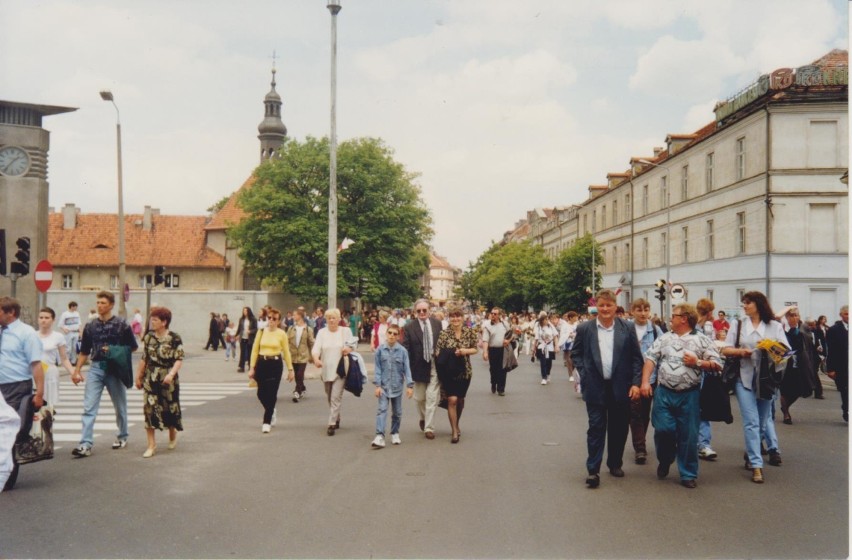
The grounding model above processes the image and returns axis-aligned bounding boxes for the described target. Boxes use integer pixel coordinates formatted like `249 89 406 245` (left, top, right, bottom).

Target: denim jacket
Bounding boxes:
374 343 414 398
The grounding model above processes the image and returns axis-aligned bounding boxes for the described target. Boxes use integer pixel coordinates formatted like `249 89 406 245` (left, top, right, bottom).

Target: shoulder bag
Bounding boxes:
721 320 742 391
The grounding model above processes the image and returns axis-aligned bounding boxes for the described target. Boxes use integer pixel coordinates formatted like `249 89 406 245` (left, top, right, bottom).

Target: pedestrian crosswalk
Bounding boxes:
49 382 251 449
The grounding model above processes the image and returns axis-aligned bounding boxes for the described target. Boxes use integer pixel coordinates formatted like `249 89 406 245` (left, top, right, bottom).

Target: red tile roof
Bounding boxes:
48 212 227 268
205 175 256 231
812 49 847 68
430 253 453 269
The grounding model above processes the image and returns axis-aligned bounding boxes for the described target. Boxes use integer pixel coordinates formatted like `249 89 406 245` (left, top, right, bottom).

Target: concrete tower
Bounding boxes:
0 100 76 321
257 67 287 163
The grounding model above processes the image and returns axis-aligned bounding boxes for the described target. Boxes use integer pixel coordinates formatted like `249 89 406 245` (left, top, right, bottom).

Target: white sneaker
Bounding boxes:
541 379 547 385
391 433 402 445
569 376 574 381
371 435 386 448
262 423 271 433
293 391 300 403
698 446 718 460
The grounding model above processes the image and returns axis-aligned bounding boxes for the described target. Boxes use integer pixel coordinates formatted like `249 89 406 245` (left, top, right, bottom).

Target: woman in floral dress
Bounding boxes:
135 307 184 458
435 306 479 443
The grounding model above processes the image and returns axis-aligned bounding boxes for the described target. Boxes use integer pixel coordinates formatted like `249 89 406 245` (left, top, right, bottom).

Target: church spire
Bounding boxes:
258 52 287 163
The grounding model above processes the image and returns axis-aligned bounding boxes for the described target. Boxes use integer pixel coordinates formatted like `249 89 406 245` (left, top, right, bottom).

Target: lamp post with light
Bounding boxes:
638 158 671 320
100 90 127 318
326 0 341 309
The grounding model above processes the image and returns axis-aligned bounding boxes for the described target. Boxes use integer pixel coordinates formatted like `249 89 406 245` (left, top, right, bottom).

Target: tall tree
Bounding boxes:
229 137 433 306
548 234 603 312
461 240 551 311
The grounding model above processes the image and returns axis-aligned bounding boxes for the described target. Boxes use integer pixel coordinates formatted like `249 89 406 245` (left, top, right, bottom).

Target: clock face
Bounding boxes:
0 146 31 177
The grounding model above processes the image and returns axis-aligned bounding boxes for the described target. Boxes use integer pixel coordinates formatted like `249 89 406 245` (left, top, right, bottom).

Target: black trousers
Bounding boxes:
255 358 283 424
585 381 630 474
239 336 255 369
293 363 307 394
488 346 506 391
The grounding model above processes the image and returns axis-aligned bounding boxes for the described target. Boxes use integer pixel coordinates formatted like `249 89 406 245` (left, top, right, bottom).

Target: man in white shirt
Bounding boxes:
481 308 511 395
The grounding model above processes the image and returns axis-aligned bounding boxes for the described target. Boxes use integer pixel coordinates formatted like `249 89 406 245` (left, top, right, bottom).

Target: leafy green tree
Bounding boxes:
229 137 433 306
548 234 603 312
207 195 230 215
462 240 552 311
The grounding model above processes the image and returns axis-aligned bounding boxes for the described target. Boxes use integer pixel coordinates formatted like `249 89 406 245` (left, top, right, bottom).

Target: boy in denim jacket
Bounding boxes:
371 325 414 448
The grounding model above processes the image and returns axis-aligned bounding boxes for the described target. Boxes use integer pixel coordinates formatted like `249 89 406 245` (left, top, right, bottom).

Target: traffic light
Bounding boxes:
654 278 667 302
10 236 30 276
154 265 165 286
0 229 6 276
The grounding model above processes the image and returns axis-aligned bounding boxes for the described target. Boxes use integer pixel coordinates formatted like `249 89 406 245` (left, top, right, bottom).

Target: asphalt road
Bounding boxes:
1 345 848 559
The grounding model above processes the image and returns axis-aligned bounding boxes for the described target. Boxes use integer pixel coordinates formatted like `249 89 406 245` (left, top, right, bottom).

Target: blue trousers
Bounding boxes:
80 362 128 447
734 379 779 468
652 385 700 481
375 391 402 436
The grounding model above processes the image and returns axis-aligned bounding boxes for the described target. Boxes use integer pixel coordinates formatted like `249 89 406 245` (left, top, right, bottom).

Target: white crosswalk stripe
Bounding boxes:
50 382 250 449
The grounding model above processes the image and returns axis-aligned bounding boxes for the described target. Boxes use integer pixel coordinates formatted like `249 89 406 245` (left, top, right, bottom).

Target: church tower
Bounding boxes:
257 66 287 163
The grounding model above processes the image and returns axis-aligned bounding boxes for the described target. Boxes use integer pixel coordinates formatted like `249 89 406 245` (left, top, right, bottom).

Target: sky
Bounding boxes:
2 0 848 270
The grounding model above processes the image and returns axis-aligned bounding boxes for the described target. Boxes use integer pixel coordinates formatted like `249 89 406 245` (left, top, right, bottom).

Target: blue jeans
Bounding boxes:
80 362 128 447
734 379 779 469
698 420 712 450
652 385 700 480
375 391 402 436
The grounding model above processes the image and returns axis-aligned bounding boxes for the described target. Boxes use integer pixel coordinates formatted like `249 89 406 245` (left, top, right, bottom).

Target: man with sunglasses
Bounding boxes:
640 303 722 489
481 307 512 396
403 299 443 439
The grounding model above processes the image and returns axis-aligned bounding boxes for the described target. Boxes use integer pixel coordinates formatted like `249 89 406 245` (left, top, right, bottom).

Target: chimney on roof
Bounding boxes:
62 203 78 230
143 206 160 231
652 147 664 157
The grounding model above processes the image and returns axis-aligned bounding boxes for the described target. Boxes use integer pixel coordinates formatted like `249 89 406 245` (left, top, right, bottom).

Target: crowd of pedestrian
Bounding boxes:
0 291 847 495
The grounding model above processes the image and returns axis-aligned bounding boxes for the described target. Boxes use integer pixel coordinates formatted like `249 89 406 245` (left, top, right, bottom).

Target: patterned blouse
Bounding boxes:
141 331 185 381
435 326 479 379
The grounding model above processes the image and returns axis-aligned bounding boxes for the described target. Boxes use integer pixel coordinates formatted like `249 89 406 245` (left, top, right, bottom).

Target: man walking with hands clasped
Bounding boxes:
403 299 443 439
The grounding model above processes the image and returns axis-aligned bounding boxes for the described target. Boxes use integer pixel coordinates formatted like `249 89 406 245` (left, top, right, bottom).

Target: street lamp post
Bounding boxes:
327 0 341 310
100 90 127 318
638 159 670 319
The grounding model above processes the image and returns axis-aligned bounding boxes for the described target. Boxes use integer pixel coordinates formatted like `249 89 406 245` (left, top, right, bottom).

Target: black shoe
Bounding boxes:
335 419 340 429
609 467 625 477
768 451 782 466
635 452 647 465
657 463 670 479
238 367 245 373
498 391 505 396
783 417 792 425
815 395 825 400
585 473 600 488
327 426 335 436
681 479 697 489
419 419 425 431
491 384 497 394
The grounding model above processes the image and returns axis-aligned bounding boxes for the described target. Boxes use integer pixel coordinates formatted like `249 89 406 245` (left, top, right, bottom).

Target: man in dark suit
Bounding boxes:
825 305 849 422
571 289 643 488
403 299 443 439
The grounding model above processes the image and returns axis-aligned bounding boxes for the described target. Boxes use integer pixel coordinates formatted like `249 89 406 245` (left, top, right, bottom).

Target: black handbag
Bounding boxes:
700 374 734 423
721 320 742 390
756 349 784 400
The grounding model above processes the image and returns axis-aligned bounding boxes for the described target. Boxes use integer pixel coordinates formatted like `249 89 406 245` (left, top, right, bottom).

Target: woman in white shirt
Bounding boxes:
534 312 559 385
312 308 350 436
37 307 75 407
722 291 788 484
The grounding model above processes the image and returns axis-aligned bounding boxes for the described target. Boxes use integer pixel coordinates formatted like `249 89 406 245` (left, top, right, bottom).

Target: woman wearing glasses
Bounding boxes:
248 308 294 433
435 306 479 443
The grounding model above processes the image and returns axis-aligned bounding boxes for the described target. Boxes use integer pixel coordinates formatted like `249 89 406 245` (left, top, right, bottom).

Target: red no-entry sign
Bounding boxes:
34 260 53 293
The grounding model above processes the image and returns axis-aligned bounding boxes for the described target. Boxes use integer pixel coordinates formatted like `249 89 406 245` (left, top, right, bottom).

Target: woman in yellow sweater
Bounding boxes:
248 308 294 433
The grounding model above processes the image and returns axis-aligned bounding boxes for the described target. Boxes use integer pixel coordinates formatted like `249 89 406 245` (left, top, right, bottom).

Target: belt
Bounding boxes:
259 355 281 361
661 384 700 394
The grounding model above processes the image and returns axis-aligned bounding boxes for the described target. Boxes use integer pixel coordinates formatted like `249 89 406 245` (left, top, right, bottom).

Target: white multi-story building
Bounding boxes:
519 50 848 319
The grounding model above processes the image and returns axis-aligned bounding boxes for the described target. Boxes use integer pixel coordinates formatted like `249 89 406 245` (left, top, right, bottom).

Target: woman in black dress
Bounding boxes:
435 306 479 443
